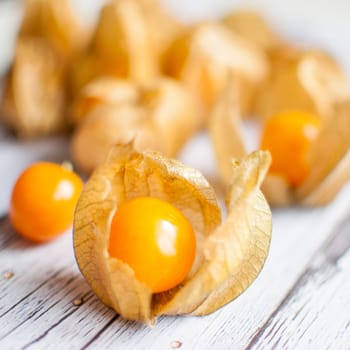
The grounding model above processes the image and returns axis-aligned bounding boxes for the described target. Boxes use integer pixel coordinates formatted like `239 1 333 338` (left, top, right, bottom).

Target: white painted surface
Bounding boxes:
1 179 350 349
1 1 350 349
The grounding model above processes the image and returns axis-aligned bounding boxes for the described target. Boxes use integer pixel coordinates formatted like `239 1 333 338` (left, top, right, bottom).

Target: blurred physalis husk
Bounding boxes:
254 48 350 121
222 10 282 54
296 99 350 205
70 78 138 125
209 78 350 207
90 0 158 86
162 22 269 123
209 77 246 185
70 77 201 174
73 143 272 324
68 0 185 97
67 53 108 98
0 38 66 138
19 0 89 60
136 0 186 59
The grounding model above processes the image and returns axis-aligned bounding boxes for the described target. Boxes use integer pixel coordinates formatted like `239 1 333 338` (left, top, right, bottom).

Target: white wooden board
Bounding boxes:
2 1 350 349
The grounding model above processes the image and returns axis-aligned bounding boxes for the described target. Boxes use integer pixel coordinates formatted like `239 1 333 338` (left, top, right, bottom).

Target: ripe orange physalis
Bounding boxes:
108 197 196 293
260 110 321 187
10 162 83 243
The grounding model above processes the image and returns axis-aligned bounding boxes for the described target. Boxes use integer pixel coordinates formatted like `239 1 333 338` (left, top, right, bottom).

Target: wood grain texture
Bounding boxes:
1 184 350 350
248 216 350 350
80 188 350 350
2 1 350 349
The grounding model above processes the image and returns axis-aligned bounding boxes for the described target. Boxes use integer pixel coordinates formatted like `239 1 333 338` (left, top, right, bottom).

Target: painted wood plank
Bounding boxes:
1 2 350 350
248 216 350 350
2 184 350 349
1 134 350 349
0 221 117 350
80 188 350 350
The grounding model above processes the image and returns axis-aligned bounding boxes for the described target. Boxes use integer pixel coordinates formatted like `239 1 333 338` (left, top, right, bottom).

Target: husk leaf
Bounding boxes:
255 49 350 120
154 151 272 315
0 38 66 138
19 0 88 59
162 22 268 119
261 174 293 207
70 77 200 173
70 78 139 124
92 0 158 84
209 77 246 184
222 10 281 54
71 105 161 174
140 78 201 157
297 100 350 205
136 0 186 59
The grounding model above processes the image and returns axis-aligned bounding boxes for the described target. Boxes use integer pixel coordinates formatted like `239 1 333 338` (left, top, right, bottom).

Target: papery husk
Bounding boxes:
261 175 293 207
222 10 281 54
207 78 293 207
255 49 350 120
70 77 201 173
209 78 246 184
70 78 138 124
68 0 173 96
137 0 186 59
155 151 271 316
162 22 269 120
296 100 350 205
0 38 66 138
71 105 161 174
73 143 223 324
68 53 101 97
260 99 350 206
19 0 88 59
140 78 201 157
92 0 158 85
74 144 271 323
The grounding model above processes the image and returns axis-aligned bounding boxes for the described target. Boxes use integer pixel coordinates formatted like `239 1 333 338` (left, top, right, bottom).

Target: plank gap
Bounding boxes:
245 211 350 350
80 314 120 350
20 291 93 350
0 269 63 322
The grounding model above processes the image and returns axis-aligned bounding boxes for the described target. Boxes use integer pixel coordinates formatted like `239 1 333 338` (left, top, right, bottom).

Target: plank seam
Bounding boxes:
80 314 120 350
244 212 350 349
20 291 93 350
1 274 83 338
0 269 63 321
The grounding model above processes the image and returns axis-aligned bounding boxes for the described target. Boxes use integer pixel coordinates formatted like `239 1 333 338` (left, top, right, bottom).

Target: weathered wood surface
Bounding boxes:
1 132 350 350
2 1 350 349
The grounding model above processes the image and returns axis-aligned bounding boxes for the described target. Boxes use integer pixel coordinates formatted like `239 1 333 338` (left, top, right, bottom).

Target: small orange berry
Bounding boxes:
109 197 196 293
10 162 83 242
260 110 321 187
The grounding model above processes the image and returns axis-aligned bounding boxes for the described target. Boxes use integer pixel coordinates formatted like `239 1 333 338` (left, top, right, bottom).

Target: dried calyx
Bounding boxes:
222 10 282 54
68 0 183 96
73 143 272 324
70 77 201 174
162 22 269 122
210 78 350 206
255 49 350 121
1 39 67 138
0 0 88 137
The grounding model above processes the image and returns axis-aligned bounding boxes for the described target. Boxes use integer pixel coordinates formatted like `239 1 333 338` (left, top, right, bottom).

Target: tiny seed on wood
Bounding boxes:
3 271 14 280
170 340 182 348
73 298 83 306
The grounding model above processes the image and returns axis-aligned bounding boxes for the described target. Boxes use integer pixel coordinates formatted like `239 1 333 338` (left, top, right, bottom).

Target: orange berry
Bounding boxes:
109 197 196 293
260 110 321 187
10 162 83 242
